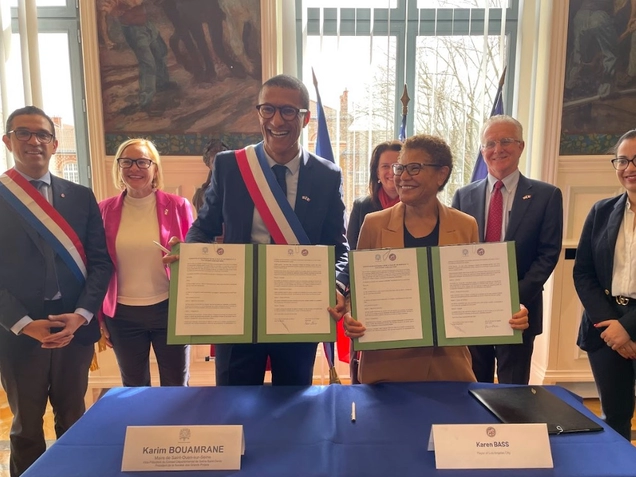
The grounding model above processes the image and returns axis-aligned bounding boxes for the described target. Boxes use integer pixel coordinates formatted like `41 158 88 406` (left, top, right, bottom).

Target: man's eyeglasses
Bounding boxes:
8 129 55 144
117 157 154 169
611 156 636 171
256 104 308 121
392 162 442 176
481 138 522 150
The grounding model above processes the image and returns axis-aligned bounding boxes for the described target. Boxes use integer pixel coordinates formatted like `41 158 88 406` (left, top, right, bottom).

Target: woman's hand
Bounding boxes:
596 319 631 350
509 304 529 330
100 325 113 349
161 236 182 265
342 313 366 339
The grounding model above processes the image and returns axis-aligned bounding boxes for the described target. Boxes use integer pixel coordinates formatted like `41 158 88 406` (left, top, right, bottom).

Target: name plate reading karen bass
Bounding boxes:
121 425 244 472
429 423 553 469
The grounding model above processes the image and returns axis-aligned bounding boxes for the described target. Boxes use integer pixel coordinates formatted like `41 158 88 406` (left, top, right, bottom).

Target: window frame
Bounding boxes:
7 1 90 186
296 0 519 140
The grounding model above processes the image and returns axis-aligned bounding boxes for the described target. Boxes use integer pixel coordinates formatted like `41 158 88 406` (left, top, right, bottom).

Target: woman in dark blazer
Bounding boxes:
347 140 402 250
574 129 636 440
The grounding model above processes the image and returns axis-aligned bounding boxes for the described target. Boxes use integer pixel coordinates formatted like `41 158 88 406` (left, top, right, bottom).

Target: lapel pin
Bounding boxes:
523 195 531 200
164 209 169 215
60 193 65 198
302 196 311 202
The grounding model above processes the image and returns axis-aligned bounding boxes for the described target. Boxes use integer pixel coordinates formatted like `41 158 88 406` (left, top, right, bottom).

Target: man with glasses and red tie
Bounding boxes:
174 74 349 386
0 106 112 476
452 115 563 385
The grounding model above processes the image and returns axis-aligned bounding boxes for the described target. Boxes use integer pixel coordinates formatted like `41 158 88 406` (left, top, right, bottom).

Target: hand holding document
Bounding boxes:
167 244 336 344
349 242 522 351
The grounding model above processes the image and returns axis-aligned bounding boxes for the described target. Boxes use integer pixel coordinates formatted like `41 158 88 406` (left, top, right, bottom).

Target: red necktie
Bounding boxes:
485 180 504 242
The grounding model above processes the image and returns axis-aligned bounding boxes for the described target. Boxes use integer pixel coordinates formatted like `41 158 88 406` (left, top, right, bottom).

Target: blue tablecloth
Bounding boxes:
23 382 636 477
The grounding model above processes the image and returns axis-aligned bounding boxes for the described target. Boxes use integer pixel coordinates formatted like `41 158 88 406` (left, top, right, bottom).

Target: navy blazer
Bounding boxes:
574 193 636 352
452 174 563 336
187 144 349 285
347 195 381 251
0 175 113 347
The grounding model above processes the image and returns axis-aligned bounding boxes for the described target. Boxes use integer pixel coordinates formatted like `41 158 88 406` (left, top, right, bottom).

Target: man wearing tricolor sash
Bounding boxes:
185 74 349 386
0 106 112 476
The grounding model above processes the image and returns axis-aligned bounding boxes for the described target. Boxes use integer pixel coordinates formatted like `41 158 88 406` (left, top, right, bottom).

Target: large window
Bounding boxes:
0 0 89 185
297 0 518 209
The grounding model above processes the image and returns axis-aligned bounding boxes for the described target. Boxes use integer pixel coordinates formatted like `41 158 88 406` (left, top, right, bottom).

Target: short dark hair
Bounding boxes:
6 106 56 137
613 129 636 154
400 134 453 191
259 74 310 109
202 139 229 168
369 140 402 204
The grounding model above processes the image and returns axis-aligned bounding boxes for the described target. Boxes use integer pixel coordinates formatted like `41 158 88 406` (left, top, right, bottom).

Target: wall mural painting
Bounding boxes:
561 0 636 155
97 0 263 155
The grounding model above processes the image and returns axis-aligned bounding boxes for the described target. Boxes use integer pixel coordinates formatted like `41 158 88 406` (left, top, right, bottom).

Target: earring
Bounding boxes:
377 179 381 183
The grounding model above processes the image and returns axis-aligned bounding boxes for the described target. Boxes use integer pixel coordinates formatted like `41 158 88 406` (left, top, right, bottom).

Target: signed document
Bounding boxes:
168 243 254 344
257 245 335 342
168 244 336 344
350 242 521 350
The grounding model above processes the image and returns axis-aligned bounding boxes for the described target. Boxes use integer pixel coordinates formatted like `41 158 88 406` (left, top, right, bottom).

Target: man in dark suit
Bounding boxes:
0 106 112 476
452 115 563 385
185 74 349 386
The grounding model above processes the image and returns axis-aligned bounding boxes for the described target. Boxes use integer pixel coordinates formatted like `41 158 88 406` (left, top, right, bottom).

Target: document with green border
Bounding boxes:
168 243 336 344
350 242 521 351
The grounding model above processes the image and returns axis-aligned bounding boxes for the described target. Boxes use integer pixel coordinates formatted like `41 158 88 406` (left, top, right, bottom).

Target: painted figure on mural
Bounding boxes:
96 0 262 155
561 0 636 153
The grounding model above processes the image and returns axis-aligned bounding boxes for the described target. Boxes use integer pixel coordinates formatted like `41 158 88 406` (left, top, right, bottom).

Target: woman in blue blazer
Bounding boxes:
574 129 636 440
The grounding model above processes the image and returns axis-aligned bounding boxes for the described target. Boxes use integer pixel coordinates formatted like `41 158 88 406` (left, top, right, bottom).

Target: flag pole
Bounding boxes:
311 67 341 384
399 84 410 142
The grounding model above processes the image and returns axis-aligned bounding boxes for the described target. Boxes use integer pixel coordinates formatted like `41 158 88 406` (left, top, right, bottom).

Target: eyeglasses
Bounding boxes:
611 156 636 171
117 157 154 169
481 138 522 150
392 162 441 176
8 129 55 144
256 104 308 121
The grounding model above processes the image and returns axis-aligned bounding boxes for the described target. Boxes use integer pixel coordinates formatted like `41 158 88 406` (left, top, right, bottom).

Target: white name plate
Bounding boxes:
429 423 553 469
121 425 244 472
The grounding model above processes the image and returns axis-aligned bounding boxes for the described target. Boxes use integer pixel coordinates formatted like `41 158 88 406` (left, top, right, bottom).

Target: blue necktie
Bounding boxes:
272 165 288 197
30 180 59 299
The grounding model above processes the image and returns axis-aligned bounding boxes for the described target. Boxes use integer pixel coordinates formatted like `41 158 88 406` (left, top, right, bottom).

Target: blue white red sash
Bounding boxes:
236 143 310 245
0 168 87 283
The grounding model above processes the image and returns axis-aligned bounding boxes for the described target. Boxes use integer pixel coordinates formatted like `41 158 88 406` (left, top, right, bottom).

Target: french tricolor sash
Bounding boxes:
0 168 87 283
236 143 310 245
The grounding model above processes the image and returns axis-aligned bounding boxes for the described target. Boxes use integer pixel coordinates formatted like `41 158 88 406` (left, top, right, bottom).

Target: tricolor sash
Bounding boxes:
236 143 310 245
0 168 87 283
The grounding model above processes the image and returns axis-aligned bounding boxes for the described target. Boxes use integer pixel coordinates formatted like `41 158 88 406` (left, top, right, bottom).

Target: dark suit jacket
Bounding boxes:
574 193 636 352
347 195 381 251
451 173 563 336
0 175 113 349
187 144 349 284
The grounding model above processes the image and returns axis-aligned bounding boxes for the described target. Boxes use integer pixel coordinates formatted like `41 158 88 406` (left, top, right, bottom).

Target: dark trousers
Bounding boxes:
587 344 636 440
215 342 318 386
0 300 93 477
105 300 189 387
469 333 536 384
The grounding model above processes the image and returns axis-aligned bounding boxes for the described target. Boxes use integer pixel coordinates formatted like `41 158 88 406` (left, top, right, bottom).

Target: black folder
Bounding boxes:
469 386 604 435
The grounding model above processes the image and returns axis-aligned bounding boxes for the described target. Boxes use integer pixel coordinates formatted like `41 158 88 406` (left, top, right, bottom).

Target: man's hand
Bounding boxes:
21 319 68 346
162 236 181 266
327 290 346 322
342 313 366 339
509 304 529 330
616 340 636 360
39 313 87 348
596 319 631 350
